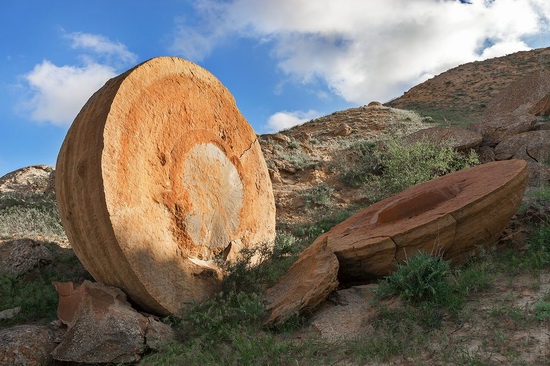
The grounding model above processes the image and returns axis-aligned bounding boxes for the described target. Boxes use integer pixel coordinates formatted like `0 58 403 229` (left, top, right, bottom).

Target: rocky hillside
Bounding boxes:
1 47 550 365
387 47 550 126
259 104 432 227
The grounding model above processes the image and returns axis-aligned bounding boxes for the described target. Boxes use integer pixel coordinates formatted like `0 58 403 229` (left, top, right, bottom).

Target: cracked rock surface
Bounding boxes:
265 160 528 324
56 57 276 316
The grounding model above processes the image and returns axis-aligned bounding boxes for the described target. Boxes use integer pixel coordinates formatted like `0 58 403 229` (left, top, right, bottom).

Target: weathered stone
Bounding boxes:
0 165 54 195
56 57 276 316
491 130 550 186
526 161 550 186
330 160 527 276
494 130 550 164
264 238 339 324
0 325 56 366
404 126 482 151
0 238 52 276
467 110 537 146
266 160 527 323
530 91 550 116
477 145 496 163
51 280 175 363
0 307 21 320
265 160 527 323
367 101 382 107
272 132 291 143
483 70 550 117
333 123 353 136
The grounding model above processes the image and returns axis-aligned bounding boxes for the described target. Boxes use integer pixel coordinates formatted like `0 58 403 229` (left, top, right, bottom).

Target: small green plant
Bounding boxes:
220 233 301 295
303 184 334 208
0 273 59 325
376 253 453 306
525 224 550 269
291 208 358 244
340 140 381 187
534 296 550 321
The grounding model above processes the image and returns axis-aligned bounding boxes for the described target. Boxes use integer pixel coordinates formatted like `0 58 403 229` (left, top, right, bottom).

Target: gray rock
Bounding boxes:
51 281 175 363
0 238 52 276
0 165 54 195
0 325 57 366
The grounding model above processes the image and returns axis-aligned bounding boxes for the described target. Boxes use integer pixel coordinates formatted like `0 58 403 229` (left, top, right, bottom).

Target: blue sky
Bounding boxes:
1 0 550 176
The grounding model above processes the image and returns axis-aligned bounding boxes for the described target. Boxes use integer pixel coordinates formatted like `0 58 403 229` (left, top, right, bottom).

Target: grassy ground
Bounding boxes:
0 140 548 365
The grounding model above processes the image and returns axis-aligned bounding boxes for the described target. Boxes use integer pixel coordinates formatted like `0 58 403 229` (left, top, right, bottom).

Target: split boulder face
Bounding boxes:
56 57 276 316
265 160 528 323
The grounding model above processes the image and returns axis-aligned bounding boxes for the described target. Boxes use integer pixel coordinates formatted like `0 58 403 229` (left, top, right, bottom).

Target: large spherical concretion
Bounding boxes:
56 57 276 316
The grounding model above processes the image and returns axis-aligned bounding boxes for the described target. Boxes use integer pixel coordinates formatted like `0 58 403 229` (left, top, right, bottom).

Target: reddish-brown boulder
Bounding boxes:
494 130 550 163
530 91 550 116
494 130 550 185
51 281 175 363
56 57 276 316
264 238 339 324
404 126 482 151
0 325 58 366
265 160 528 323
483 70 550 117
329 160 528 277
333 123 353 136
467 109 537 145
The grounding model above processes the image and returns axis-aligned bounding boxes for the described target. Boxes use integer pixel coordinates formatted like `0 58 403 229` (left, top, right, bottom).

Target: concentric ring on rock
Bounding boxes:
56 57 276 316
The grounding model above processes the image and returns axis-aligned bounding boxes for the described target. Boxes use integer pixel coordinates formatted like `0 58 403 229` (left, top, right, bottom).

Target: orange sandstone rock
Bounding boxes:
265 160 528 323
56 57 276 316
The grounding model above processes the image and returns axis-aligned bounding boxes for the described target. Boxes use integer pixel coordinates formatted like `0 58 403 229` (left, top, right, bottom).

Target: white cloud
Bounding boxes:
20 60 116 125
19 32 137 126
65 31 138 67
266 109 320 132
175 0 550 104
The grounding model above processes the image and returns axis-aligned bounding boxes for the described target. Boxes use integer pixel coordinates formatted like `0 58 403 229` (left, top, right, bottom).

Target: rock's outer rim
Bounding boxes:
56 57 276 316
325 159 528 277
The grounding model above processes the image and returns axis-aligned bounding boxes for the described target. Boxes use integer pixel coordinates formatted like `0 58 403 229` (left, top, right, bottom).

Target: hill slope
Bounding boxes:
386 47 550 126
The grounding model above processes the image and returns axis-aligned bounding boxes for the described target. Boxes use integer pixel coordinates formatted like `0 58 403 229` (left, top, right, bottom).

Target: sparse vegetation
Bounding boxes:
303 184 334 208
340 137 479 199
0 242 90 326
373 138 479 196
0 192 65 240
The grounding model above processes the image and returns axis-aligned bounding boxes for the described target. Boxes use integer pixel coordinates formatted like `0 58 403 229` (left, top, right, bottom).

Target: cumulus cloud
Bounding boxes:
266 109 320 132
65 31 138 66
21 60 116 125
19 32 136 125
174 0 550 104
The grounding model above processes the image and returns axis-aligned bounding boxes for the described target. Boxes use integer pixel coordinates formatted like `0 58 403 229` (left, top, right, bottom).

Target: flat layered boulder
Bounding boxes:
467 109 537 146
56 57 276 316
265 160 528 323
328 160 527 277
494 130 550 163
404 126 482 151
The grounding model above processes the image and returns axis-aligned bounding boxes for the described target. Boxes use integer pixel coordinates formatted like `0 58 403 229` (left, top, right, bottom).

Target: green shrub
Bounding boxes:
340 141 381 187
0 273 59 325
526 224 550 269
303 184 334 208
292 208 358 244
376 253 453 305
534 294 550 321
221 233 301 295
374 138 479 196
